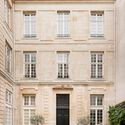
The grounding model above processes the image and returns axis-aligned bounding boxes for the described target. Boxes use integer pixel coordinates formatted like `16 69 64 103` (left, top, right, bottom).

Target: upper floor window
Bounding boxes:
91 52 104 79
4 0 11 25
24 52 36 78
90 95 104 125
57 52 69 79
5 42 12 73
6 90 12 105
57 11 70 38
90 11 104 38
24 12 36 38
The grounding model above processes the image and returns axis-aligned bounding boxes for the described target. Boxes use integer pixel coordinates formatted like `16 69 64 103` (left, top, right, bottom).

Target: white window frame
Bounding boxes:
90 95 104 125
91 52 104 79
24 52 36 78
23 95 36 125
57 52 69 79
4 0 11 25
5 42 12 73
23 95 36 106
90 11 104 37
24 12 36 38
57 11 70 37
5 90 13 125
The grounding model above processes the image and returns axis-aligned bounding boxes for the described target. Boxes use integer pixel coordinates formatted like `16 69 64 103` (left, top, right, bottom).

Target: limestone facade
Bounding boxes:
115 0 125 104
0 0 14 125
14 0 115 125
2 0 125 125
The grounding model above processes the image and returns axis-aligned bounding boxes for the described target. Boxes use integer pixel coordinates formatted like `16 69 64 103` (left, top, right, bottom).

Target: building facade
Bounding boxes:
115 0 125 104
0 0 14 125
2 0 125 125
14 0 115 125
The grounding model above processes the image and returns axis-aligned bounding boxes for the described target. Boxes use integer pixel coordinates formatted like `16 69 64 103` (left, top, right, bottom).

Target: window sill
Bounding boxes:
3 21 13 35
22 77 38 80
89 36 105 40
56 78 71 81
23 36 38 40
5 70 13 77
56 36 71 40
89 78 105 81
23 105 36 107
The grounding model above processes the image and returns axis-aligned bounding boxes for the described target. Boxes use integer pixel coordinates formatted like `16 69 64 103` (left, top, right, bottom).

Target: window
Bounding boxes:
90 11 104 37
5 42 12 73
90 95 104 125
24 12 36 38
91 52 104 79
24 52 36 78
24 95 35 106
23 95 36 125
5 90 13 125
4 0 11 25
57 52 69 79
57 11 70 37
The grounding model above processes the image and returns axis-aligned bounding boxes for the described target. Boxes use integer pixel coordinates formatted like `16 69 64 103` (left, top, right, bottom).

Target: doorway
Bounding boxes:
56 94 70 125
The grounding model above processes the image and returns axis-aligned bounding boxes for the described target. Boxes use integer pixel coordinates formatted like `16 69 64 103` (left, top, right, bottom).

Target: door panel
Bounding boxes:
56 94 70 125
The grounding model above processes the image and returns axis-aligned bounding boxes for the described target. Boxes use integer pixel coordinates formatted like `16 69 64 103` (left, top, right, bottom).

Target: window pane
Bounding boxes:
97 95 103 106
97 110 103 124
30 109 35 117
58 64 63 78
97 64 103 78
90 110 96 125
57 53 69 79
24 109 30 125
5 42 12 73
91 64 96 78
31 96 35 106
25 64 30 78
64 64 69 78
24 96 29 106
90 95 96 106
24 95 36 106
24 53 36 78
91 52 103 79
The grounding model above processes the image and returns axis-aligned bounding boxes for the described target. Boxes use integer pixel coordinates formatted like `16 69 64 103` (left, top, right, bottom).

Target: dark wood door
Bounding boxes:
56 94 70 125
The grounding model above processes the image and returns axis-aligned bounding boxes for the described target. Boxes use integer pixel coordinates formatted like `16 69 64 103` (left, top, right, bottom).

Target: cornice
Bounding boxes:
14 0 116 3
0 69 14 86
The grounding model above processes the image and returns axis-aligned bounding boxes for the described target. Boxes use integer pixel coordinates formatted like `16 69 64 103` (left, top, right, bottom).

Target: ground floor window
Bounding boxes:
23 95 36 125
90 95 104 125
23 109 35 125
5 90 13 125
